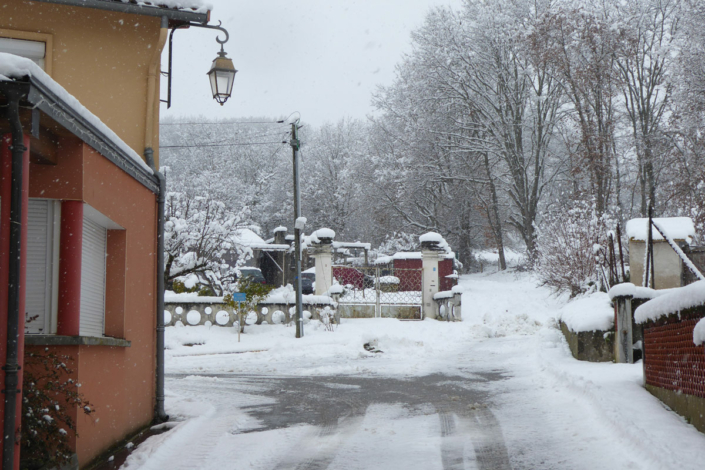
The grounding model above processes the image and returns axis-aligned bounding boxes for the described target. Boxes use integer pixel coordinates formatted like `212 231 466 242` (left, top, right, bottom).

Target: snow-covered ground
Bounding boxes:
123 271 705 469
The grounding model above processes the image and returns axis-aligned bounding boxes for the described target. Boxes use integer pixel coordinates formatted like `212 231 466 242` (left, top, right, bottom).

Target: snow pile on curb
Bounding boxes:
635 281 705 324
558 292 614 332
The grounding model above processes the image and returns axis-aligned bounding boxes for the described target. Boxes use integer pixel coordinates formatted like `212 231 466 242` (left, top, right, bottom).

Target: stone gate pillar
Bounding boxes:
420 232 444 319
310 228 335 295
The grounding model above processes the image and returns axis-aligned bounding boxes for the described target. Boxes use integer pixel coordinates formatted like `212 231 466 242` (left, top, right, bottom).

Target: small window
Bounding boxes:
0 37 46 69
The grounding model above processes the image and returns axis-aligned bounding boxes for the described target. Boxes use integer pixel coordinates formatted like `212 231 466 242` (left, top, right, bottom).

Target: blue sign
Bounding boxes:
231 293 247 302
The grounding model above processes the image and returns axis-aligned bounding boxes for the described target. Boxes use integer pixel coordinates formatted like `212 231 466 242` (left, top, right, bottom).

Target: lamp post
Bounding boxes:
165 21 237 107
207 45 237 105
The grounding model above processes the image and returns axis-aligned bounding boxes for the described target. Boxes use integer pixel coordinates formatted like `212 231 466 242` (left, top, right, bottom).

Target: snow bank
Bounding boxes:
164 291 224 303
635 281 705 324
0 53 153 174
626 217 695 243
558 292 614 333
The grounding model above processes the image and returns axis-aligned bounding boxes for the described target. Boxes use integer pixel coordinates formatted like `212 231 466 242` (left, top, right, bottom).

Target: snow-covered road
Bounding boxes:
121 272 705 469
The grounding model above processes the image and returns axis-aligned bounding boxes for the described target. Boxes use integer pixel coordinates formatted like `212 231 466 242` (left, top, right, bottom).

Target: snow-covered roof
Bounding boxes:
635 281 705 324
36 0 211 16
232 228 267 249
626 217 695 243
0 53 159 191
333 241 371 250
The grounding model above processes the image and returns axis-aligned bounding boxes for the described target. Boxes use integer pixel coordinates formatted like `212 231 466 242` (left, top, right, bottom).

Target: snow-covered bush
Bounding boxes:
21 351 94 469
164 191 255 295
535 200 617 297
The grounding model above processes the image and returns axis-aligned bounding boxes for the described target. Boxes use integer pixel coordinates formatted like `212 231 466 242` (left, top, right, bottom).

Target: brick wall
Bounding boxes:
643 310 705 397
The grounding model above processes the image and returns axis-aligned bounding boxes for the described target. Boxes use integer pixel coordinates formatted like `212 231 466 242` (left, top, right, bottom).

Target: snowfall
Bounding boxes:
120 271 705 470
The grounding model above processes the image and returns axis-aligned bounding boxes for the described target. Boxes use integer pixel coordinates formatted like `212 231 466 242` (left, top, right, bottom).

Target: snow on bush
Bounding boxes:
535 200 618 297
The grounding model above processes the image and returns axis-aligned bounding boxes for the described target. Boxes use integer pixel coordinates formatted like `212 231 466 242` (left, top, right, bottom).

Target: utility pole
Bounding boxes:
290 121 304 338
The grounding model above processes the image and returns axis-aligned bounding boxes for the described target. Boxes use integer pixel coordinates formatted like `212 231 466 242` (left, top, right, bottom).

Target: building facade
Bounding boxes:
0 1 211 467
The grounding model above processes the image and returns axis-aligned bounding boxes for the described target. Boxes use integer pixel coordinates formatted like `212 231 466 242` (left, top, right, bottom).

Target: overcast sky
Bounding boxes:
161 0 461 126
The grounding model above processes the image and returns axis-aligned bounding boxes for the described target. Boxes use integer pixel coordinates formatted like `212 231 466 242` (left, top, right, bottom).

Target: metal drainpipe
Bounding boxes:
2 89 27 470
145 149 168 422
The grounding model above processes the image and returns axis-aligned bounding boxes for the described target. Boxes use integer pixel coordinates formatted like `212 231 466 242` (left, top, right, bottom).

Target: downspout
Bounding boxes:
145 16 169 423
2 88 27 470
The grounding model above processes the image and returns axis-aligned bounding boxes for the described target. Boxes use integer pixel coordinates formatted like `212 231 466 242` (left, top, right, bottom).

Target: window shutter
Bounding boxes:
26 200 54 334
0 37 46 69
80 217 107 337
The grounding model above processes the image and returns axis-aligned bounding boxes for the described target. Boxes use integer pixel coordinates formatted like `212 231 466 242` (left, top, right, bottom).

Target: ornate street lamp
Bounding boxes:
166 21 236 108
207 45 237 106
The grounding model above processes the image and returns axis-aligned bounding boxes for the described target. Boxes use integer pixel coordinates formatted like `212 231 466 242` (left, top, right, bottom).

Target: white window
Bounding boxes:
26 199 60 334
0 37 46 70
80 215 107 337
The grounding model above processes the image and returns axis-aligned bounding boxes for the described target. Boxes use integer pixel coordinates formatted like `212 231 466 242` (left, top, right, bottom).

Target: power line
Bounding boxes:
160 121 288 126
161 141 287 149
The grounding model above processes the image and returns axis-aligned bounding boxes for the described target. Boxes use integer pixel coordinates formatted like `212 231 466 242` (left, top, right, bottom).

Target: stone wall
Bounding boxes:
559 321 615 362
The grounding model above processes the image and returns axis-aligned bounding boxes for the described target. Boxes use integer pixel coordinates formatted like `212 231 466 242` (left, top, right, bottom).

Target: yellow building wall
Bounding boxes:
0 0 163 165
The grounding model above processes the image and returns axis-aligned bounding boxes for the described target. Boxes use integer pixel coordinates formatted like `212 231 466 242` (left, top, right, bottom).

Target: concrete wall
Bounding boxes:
559 321 615 362
629 239 683 289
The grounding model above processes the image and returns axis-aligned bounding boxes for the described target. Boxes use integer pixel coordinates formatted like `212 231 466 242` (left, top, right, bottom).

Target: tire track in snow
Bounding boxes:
438 411 466 470
273 414 365 470
466 406 511 470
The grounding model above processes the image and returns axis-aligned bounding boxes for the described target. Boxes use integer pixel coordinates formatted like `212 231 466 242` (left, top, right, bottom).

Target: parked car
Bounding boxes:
237 267 267 285
301 271 315 295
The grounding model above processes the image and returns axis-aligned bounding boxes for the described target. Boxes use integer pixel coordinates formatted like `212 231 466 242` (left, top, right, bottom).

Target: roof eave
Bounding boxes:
32 0 209 24
0 78 160 194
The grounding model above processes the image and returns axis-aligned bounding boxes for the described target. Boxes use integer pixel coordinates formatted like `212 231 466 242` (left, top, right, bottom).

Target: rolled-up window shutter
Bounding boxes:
0 37 46 69
26 200 54 334
80 217 107 337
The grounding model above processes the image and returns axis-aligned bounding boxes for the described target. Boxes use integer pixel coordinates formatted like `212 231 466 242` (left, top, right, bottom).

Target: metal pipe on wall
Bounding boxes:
1 87 29 470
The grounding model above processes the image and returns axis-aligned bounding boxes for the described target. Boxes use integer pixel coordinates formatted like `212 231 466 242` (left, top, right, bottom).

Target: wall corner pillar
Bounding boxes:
57 201 83 336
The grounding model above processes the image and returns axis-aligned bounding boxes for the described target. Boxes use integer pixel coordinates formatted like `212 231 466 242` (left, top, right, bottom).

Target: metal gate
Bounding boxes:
334 266 423 319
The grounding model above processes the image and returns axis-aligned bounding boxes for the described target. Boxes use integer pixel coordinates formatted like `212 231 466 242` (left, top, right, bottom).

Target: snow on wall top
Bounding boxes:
0 53 154 175
626 217 695 243
112 0 212 13
164 291 224 303
694 318 705 346
374 251 456 265
608 283 675 301
634 281 705 324
559 292 614 333
273 226 288 233
314 228 336 239
332 241 371 250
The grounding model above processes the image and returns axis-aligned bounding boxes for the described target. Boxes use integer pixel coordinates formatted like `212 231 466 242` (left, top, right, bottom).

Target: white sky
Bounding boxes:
161 0 462 126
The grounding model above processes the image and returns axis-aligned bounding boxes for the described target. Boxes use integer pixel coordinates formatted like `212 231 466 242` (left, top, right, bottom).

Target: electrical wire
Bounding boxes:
160 120 289 126
161 141 288 149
